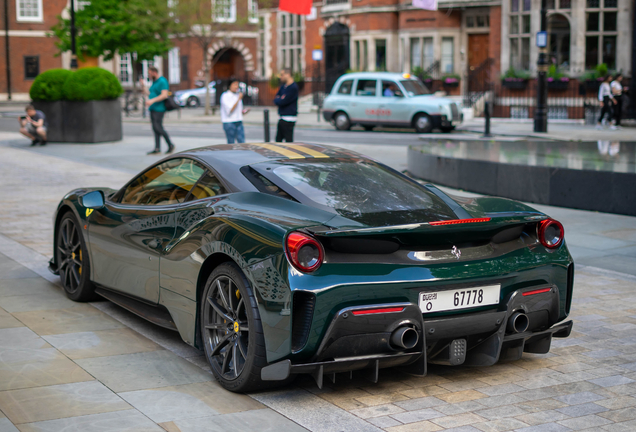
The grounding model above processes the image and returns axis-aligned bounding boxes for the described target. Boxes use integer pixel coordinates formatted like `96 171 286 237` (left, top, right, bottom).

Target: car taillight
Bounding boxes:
538 219 564 249
286 232 324 272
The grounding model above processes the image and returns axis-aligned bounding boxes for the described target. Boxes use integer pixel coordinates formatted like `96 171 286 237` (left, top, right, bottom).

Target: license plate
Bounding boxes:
419 285 500 313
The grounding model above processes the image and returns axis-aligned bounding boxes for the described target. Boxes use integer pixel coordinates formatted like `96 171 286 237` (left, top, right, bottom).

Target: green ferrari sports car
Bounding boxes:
49 143 574 392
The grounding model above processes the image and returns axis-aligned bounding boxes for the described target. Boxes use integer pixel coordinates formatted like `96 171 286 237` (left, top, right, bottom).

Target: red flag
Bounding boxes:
279 0 312 15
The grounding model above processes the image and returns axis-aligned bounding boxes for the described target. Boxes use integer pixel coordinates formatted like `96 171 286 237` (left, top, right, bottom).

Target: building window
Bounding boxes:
410 38 421 72
441 37 454 73
509 0 531 70
354 40 368 71
180 55 189 84
248 0 258 24
16 0 42 22
278 12 303 73
168 48 181 84
375 39 386 71
214 0 236 23
258 17 266 77
119 53 133 85
585 0 618 69
24 56 39 79
467 13 490 28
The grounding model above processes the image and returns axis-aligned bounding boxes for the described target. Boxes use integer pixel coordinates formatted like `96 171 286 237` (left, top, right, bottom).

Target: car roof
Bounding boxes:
177 143 364 192
336 72 415 81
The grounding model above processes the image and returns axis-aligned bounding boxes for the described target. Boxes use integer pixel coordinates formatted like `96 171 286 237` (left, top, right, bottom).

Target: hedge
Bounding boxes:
62 67 124 101
29 69 73 101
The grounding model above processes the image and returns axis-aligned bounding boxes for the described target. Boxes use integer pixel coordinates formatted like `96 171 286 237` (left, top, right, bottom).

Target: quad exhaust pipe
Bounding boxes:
390 326 419 349
507 312 529 333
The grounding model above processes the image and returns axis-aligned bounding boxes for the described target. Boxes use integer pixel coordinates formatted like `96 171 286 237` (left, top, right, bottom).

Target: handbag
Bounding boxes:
164 93 180 112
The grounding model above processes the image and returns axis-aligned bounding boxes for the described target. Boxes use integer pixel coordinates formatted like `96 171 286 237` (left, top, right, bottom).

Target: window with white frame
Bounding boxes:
585 0 618 70
354 40 368 72
409 37 434 72
279 12 303 74
248 0 258 24
168 48 181 84
441 37 454 73
16 0 43 22
214 0 236 23
509 0 531 70
119 53 133 86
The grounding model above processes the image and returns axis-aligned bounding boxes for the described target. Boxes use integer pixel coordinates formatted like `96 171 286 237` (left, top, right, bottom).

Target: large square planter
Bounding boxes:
63 100 122 143
32 101 64 142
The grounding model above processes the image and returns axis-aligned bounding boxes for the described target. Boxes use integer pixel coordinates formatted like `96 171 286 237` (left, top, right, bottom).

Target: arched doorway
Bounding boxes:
548 14 570 70
212 48 245 81
324 23 350 93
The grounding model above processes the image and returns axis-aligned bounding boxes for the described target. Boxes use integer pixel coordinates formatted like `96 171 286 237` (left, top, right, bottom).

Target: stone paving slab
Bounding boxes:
1 136 636 431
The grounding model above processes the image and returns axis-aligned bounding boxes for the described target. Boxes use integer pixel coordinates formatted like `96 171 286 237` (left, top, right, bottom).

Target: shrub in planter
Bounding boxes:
547 65 570 91
29 69 73 102
501 67 530 89
442 74 461 87
62 67 123 101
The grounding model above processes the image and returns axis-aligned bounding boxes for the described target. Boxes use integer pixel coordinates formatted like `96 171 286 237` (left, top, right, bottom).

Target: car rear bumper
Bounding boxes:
261 283 573 387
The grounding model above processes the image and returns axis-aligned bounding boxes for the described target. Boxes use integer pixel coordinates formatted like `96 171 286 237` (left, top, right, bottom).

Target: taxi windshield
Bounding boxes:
401 80 429 96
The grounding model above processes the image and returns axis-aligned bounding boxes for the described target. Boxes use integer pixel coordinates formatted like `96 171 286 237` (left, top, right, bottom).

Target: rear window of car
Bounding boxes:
337 79 354 95
260 159 456 224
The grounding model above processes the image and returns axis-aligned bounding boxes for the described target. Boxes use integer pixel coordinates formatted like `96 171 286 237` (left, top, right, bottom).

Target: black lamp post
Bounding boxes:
534 0 548 133
70 0 78 70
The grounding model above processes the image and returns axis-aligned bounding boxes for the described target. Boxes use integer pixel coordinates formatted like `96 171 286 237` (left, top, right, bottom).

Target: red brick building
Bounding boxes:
256 0 503 96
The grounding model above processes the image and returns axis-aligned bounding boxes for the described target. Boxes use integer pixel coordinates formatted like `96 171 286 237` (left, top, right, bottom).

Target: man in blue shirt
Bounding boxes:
145 66 175 155
273 68 299 142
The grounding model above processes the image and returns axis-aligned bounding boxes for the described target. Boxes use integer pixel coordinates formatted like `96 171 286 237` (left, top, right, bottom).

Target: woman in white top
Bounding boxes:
596 75 616 130
220 80 246 144
610 73 623 127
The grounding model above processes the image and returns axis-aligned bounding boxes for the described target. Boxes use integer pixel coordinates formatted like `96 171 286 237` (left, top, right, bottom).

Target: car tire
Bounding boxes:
414 113 433 133
441 126 455 133
56 212 98 302
187 96 200 108
200 262 272 392
334 112 351 131
363 125 374 131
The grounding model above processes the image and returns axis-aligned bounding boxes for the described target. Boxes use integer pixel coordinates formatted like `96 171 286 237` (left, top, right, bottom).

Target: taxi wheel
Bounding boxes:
414 113 432 133
334 112 351 131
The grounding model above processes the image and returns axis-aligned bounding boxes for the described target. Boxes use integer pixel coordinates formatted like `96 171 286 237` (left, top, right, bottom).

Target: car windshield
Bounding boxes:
263 159 455 225
401 80 429 96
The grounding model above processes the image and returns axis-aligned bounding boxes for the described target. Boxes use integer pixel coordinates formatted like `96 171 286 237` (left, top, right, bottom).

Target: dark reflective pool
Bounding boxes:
416 140 636 173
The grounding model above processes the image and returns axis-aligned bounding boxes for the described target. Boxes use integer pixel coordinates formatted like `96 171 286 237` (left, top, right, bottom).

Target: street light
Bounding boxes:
70 0 78 70
534 0 548 133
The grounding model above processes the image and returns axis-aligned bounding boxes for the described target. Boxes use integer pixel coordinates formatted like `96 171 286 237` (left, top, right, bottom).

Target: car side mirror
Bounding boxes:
79 190 105 209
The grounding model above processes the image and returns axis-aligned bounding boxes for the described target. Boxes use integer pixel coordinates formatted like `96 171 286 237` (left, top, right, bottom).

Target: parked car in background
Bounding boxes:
322 72 462 133
174 81 259 108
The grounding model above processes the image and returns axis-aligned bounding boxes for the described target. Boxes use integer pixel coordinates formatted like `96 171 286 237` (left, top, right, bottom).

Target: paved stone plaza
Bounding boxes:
0 134 635 431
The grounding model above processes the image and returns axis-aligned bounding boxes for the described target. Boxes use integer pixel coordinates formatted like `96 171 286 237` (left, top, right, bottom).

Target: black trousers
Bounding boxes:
276 120 295 142
598 96 613 124
614 95 623 126
150 111 173 150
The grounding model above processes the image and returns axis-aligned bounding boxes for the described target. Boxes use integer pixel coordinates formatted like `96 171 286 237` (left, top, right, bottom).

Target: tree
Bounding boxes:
52 0 173 89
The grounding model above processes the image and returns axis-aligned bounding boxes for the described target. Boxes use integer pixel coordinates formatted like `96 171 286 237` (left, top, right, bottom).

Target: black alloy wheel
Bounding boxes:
56 212 96 301
187 96 200 108
201 262 277 392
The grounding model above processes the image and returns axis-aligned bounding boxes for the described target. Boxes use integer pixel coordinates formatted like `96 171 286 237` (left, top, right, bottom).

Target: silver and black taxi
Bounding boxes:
322 72 462 133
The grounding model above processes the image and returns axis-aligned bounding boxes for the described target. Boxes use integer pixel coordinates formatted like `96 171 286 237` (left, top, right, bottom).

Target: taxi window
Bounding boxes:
382 81 403 97
186 170 227 201
355 80 377 97
337 79 354 95
120 158 205 206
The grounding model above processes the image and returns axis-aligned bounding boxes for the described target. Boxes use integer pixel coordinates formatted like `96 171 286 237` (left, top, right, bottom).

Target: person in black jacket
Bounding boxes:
274 68 299 142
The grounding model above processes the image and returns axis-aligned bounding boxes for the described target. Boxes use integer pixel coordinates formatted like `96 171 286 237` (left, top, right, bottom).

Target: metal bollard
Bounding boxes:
264 109 270 142
483 101 492 137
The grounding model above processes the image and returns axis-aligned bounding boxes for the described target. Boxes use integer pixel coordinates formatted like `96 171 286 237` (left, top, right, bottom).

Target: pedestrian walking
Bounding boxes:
611 73 623 129
596 75 616 130
145 66 175 155
19 105 47 146
274 68 299 142
220 80 246 144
